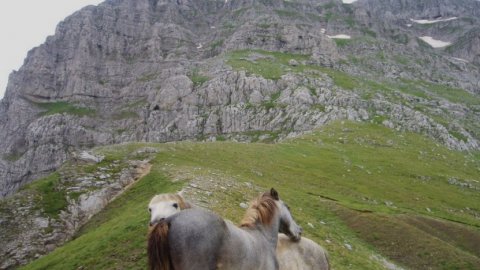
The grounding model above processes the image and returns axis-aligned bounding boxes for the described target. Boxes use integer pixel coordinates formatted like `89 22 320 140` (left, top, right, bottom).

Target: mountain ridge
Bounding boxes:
0 0 479 197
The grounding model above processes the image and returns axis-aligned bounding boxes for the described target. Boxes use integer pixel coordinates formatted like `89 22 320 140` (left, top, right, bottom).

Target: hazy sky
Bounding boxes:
0 0 104 99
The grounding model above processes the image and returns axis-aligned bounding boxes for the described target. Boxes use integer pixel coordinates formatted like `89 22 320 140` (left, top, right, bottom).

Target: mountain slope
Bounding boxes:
9 121 480 270
1 0 480 268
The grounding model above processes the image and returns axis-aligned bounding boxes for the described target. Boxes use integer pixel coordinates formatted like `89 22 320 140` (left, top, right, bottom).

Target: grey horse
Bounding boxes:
148 188 302 270
148 192 330 270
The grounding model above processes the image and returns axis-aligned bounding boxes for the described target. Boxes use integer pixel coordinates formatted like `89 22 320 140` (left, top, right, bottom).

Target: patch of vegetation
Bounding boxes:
22 172 67 219
3 153 23 162
307 85 318 97
210 39 224 50
361 28 377 38
375 51 386 61
260 92 283 111
189 68 210 86
136 73 156 82
399 79 480 106
216 135 226 141
325 12 335 21
391 33 409 45
226 49 310 80
310 104 326 112
322 1 336 9
227 49 364 92
306 12 322 21
450 130 468 142
258 0 276 6
393 55 409 65
344 16 355 27
243 130 281 143
223 22 236 29
126 99 148 109
271 91 281 101
256 23 271 29
337 209 480 270
261 100 276 110
421 81 480 106
274 9 303 19
36 101 96 117
333 38 351 47
316 67 357 90
372 114 388 125
397 79 429 99
112 111 139 120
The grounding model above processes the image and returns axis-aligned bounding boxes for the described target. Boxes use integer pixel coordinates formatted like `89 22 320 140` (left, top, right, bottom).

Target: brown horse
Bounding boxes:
148 188 302 270
148 192 330 270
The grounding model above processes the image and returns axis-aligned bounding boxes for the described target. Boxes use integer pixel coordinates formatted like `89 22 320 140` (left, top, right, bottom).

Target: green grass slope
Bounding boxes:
22 121 480 270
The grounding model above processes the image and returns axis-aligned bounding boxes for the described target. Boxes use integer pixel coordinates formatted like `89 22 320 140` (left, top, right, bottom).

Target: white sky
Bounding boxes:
0 1 104 99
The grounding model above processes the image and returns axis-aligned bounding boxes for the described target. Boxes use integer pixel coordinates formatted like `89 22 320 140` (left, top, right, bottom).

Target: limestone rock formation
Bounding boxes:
0 0 479 199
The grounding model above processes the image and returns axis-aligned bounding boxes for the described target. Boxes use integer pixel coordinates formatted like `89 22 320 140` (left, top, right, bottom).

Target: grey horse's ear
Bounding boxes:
270 188 279 200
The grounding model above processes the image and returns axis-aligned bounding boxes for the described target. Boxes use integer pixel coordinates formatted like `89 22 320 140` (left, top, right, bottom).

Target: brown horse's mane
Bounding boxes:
240 192 278 227
150 193 192 209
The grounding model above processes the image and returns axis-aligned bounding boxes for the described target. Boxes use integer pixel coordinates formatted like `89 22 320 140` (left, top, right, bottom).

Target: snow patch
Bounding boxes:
320 28 326 34
419 36 451 48
342 0 358 4
410 17 457 24
327 34 351 39
197 43 203 49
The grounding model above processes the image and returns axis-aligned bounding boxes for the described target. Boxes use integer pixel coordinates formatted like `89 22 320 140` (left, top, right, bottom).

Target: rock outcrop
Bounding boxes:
0 0 479 198
0 151 152 269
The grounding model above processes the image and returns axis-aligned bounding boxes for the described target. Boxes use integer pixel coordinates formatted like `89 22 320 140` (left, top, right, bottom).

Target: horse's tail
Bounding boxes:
148 221 172 270
324 249 331 270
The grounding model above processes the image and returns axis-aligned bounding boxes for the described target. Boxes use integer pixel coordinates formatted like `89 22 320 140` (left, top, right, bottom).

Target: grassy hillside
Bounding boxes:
22 121 480 270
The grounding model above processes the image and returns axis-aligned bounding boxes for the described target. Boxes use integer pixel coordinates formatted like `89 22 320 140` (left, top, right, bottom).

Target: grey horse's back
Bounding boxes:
277 234 330 270
167 208 227 270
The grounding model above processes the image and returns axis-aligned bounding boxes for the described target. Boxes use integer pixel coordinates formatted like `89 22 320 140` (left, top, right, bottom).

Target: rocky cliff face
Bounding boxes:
0 0 479 198
0 149 153 269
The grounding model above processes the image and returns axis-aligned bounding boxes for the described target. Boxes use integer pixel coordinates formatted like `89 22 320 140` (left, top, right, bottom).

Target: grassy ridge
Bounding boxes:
35 101 95 117
22 121 480 269
227 49 479 106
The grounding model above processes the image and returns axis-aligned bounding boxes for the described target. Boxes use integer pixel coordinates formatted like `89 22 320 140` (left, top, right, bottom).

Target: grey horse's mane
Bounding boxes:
240 192 278 227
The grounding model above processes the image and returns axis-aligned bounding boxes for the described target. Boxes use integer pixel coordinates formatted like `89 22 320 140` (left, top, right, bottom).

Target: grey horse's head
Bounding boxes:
270 188 303 241
148 193 189 226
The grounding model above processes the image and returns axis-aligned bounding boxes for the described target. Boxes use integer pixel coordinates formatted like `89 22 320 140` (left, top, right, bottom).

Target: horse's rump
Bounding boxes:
277 234 330 270
165 209 227 270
